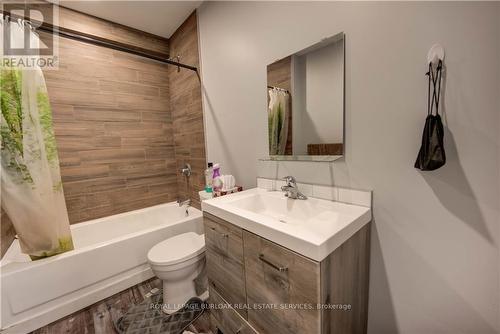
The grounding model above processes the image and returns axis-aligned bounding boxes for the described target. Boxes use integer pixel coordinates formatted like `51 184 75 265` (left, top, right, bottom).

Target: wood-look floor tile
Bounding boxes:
30 278 216 334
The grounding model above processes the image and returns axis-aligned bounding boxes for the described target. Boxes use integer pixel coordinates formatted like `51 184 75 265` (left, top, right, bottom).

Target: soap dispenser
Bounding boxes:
204 162 213 193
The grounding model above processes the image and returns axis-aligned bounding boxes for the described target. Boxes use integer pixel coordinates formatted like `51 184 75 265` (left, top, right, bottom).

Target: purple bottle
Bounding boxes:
212 163 222 191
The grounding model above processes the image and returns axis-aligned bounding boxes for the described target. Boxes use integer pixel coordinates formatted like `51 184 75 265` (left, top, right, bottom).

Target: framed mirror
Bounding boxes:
265 32 345 162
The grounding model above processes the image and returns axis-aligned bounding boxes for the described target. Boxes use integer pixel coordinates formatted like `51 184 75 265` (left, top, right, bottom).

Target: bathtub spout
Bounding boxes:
177 199 191 207
177 199 191 216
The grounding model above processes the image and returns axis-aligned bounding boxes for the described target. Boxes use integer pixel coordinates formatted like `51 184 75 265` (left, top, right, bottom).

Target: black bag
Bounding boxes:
414 60 446 171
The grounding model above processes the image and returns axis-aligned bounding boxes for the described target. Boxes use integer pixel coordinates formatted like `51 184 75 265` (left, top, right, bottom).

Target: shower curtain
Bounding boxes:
1 19 74 259
268 88 289 155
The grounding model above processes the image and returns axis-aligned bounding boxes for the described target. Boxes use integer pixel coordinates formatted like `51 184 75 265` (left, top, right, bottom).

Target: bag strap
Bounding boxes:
426 63 432 115
434 60 443 115
427 60 443 116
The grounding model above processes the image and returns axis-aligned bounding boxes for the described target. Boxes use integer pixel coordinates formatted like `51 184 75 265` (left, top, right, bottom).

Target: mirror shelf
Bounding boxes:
259 155 343 162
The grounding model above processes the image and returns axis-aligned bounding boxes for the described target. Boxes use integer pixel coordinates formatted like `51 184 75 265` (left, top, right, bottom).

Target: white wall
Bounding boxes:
293 39 344 154
198 2 500 333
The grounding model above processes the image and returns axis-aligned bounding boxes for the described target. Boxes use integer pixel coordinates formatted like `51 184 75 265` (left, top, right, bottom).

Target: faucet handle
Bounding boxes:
282 176 296 185
180 163 191 177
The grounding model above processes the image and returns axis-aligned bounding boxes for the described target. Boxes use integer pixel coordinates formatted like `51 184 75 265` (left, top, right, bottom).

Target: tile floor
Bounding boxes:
31 278 213 334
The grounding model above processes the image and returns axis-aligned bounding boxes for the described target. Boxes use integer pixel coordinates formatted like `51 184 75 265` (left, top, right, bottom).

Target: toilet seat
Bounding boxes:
147 232 205 266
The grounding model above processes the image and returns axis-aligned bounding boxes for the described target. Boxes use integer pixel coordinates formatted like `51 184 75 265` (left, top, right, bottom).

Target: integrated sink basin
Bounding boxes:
229 191 341 225
202 187 371 261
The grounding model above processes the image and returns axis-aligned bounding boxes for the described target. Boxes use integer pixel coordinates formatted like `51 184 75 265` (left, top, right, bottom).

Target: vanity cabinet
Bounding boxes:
209 286 257 334
204 213 247 318
243 231 321 334
204 212 371 334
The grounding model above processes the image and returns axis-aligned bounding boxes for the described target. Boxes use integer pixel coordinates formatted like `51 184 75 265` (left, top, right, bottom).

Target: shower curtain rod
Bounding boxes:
0 12 198 72
268 85 290 93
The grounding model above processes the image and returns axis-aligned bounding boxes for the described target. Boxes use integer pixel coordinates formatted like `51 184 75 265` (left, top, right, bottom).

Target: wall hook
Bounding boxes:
427 44 445 65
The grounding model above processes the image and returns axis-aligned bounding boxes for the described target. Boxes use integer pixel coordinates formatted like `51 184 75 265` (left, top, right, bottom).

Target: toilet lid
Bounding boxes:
147 232 205 266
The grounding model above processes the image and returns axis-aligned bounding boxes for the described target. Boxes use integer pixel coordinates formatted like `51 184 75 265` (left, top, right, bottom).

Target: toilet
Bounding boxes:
147 232 206 314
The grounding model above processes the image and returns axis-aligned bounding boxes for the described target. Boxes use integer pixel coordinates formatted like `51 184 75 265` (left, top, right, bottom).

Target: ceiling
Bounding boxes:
59 1 202 38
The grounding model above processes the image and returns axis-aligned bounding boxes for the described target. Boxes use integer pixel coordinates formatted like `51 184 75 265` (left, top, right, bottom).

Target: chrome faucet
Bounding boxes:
177 198 191 216
281 176 307 200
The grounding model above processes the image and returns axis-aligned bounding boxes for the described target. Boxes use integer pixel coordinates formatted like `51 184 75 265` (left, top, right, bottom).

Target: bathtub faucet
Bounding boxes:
177 198 190 207
177 198 191 216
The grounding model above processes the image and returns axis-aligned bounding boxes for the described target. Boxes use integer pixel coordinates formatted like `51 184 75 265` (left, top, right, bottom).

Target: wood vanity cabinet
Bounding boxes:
204 213 248 318
204 212 371 334
243 231 321 334
209 286 257 334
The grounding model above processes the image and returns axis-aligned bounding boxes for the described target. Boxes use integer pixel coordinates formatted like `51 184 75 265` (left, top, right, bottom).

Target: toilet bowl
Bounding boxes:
147 232 206 314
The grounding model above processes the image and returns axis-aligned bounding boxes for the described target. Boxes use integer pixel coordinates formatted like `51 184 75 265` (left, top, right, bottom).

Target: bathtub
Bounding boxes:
0 203 203 334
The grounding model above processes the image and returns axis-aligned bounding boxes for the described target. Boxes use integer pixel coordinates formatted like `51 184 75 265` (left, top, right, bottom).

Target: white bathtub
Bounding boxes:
0 203 203 334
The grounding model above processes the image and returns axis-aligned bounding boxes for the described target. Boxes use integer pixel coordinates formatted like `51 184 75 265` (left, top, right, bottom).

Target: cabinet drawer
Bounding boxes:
209 287 257 334
243 231 321 334
204 213 247 318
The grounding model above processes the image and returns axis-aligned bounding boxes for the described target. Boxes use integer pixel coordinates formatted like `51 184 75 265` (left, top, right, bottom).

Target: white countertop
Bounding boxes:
201 188 372 261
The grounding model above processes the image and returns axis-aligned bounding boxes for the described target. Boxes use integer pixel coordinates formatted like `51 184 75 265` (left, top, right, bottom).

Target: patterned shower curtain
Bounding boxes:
268 88 289 155
1 19 74 259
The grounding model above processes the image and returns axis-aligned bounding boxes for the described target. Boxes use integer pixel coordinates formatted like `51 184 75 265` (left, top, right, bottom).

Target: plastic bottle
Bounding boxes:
212 163 222 192
204 162 213 193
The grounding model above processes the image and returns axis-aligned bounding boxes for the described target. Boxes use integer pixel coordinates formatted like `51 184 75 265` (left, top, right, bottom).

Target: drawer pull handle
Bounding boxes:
259 254 288 272
210 227 228 238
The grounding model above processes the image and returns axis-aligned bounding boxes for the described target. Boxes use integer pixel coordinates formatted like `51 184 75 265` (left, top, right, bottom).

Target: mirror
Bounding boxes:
265 32 345 161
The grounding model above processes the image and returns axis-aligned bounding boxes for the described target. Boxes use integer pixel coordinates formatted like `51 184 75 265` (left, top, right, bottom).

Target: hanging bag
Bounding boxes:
414 60 446 171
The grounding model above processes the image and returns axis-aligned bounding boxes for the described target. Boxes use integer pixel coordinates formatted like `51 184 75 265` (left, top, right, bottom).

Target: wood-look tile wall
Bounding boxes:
267 56 292 91
38 6 178 224
42 33 178 223
168 12 207 209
